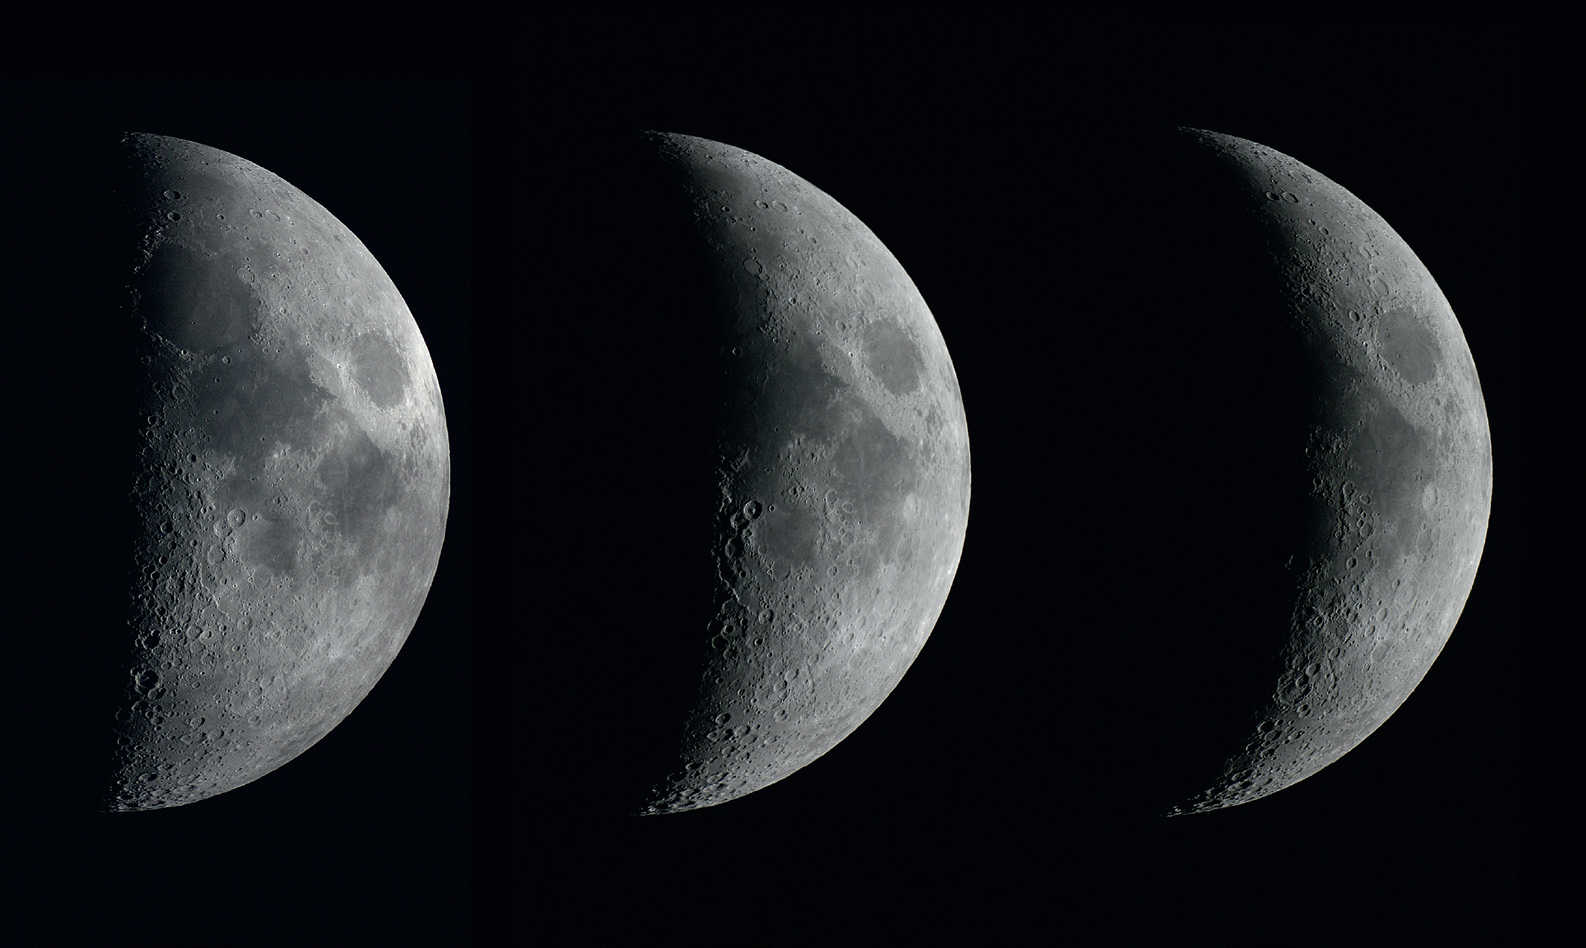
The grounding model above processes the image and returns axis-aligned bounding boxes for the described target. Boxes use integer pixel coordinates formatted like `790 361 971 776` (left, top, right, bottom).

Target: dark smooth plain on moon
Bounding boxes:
1036 127 1492 816
109 134 450 811
526 132 970 816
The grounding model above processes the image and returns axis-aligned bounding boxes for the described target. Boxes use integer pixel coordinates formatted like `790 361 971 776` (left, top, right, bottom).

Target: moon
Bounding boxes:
528 132 970 815
108 133 450 811
1046 127 1492 815
1156 129 1491 813
639 133 971 814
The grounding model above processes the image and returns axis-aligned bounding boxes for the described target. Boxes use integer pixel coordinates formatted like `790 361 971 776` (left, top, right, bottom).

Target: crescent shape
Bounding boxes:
1166 129 1492 813
632 133 972 814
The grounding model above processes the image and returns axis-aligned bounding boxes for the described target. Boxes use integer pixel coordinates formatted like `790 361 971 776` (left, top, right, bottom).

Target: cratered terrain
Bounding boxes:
1035 127 1492 816
106 133 450 811
523 132 970 815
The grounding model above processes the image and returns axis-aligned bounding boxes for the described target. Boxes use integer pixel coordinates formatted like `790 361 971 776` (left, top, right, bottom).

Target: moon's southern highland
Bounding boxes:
109 134 449 811
1134 129 1493 814
530 132 969 815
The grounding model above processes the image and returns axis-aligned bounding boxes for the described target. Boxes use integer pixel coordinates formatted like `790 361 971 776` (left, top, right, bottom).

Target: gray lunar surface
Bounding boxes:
1166 130 1492 813
637 134 971 814
109 133 449 811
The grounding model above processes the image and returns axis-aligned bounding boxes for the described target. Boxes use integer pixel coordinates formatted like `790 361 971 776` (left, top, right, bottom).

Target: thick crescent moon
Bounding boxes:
524 131 969 816
636 133 972 814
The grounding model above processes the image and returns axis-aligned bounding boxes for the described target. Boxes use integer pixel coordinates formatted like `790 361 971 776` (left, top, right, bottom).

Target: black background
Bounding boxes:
5 16 1558 946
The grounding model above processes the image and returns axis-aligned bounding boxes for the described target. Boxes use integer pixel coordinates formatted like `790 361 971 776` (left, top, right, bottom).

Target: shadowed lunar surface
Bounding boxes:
110 134 449 811
1039 128 1491 816
526 132 969 816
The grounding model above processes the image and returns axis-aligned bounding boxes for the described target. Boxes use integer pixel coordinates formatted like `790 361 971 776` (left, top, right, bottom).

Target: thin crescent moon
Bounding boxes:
1167 129 1492 814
